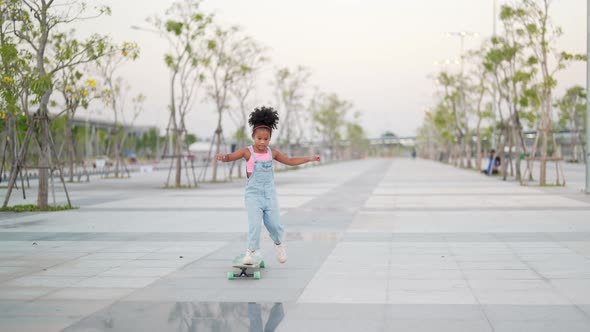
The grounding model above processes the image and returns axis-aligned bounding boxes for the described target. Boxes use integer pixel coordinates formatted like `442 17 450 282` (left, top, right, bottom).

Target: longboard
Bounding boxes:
227 254 265 280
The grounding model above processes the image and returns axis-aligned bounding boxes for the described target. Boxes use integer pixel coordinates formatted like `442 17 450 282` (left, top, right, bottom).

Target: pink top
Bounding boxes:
246 148 271 173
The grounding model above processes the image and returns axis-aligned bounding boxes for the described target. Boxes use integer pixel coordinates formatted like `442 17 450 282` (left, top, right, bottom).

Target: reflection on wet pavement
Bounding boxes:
63 302 285 332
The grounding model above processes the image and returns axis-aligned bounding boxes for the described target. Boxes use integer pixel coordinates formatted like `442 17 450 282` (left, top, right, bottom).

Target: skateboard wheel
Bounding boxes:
227 272 234 280
260 260 265 268
253 271 261 280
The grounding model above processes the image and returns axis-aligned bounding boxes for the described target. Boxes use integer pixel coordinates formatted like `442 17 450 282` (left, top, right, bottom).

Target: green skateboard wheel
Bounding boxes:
227 272 234 280
260 260 265 268
253 271 261 280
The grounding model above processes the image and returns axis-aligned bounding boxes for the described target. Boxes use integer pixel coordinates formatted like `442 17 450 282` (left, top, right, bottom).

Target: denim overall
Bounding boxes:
245 145 284 251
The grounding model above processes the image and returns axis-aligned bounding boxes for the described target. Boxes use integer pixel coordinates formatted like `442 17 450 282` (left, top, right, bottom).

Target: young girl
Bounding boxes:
215 106 320 265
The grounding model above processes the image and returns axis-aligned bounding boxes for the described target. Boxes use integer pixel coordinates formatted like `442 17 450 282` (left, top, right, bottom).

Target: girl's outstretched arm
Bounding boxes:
272 149 320 166
214 148 249 162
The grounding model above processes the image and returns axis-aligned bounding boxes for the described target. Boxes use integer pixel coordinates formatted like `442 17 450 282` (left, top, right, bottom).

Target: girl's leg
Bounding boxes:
246 196 264 251
263 197 287 263
262 195 284 244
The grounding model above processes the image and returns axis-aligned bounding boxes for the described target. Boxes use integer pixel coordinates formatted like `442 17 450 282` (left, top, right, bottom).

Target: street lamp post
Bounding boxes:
446 31 480 73
493 0 497 37
445 31 479 167
586 0 590 194
130 24 168 160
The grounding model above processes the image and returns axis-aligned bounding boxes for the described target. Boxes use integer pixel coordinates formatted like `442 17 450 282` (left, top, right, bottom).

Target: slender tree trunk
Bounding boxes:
35 18 52 208
112 127 120 178
175 128 182 186
577 131 586 163
37 91 52 208
511 117 521 181
212 125 222 182
475 121 482 171
65 112 75 182
3 122 35 208
499 128 509 180
169 70 182 188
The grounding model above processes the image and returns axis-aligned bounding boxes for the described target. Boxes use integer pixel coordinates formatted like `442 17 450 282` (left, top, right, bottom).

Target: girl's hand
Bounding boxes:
310 155 320 162
214 154 226 162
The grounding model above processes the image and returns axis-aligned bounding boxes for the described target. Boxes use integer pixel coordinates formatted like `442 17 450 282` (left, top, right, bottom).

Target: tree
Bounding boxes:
204 25 244 182
465 48 495 171
555 86 586 162
228 37 268 178
149 0 211 187
504 0 585 185
96 42 140 178
436 71 467 166
346 112 369 159
483 29 534 181
52 37 98 182
273 66 311 155
311 92 351 161
3 0 110 208
0 3 31 187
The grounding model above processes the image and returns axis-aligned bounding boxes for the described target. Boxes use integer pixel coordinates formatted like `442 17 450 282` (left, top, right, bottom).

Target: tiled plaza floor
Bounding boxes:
1 158 590 331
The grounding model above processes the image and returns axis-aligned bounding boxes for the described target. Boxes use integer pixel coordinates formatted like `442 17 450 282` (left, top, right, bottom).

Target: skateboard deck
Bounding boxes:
227 254 265 280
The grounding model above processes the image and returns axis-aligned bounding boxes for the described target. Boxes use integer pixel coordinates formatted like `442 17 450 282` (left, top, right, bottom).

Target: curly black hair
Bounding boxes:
248 106 279 134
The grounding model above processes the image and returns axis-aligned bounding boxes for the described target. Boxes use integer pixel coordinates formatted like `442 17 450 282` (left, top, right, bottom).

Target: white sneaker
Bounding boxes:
243 249 255 265
275 243 287 263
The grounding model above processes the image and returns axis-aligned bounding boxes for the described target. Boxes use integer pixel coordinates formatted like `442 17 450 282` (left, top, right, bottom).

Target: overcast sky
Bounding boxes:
75 0 586 139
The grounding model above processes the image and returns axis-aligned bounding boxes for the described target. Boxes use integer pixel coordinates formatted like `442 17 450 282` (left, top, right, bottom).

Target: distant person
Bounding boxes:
411 148 416 159
215 106 320 265
482 149 500 175
492 155 501 174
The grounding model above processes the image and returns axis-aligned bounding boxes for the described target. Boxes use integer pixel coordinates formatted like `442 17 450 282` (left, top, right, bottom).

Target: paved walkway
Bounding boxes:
1 158 590 331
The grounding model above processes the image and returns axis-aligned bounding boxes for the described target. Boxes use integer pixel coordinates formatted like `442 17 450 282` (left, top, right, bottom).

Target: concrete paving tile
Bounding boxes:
578 304 590 317
0 316 79 332
278 319 383 332
123 259 189 268
482 304 590 321
137 252 209 260
299 287 387 304
121 288 218 301
467 279 553 291
211 288 303 302
305 277 388 290
98 266 179 277
0 299 112 318
537 270 590 279
81 252 148 260
72 276 158 288
0 266 28 274
490 320 590 332
2 275 86 288
550 280 590 304
0 300 27 315
462 269 540 280
384 319 493 332
0 259 62 268
453 254 520 262
284 303 387 321
389 269 465 279
59 259 130 268
40 287 137 300
385 304 486 320
155 275 308 290
386 290 478 304
34 266 110 277
387 279 469 291
473 289 572 305
0 287 56 300
457 261 528 269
